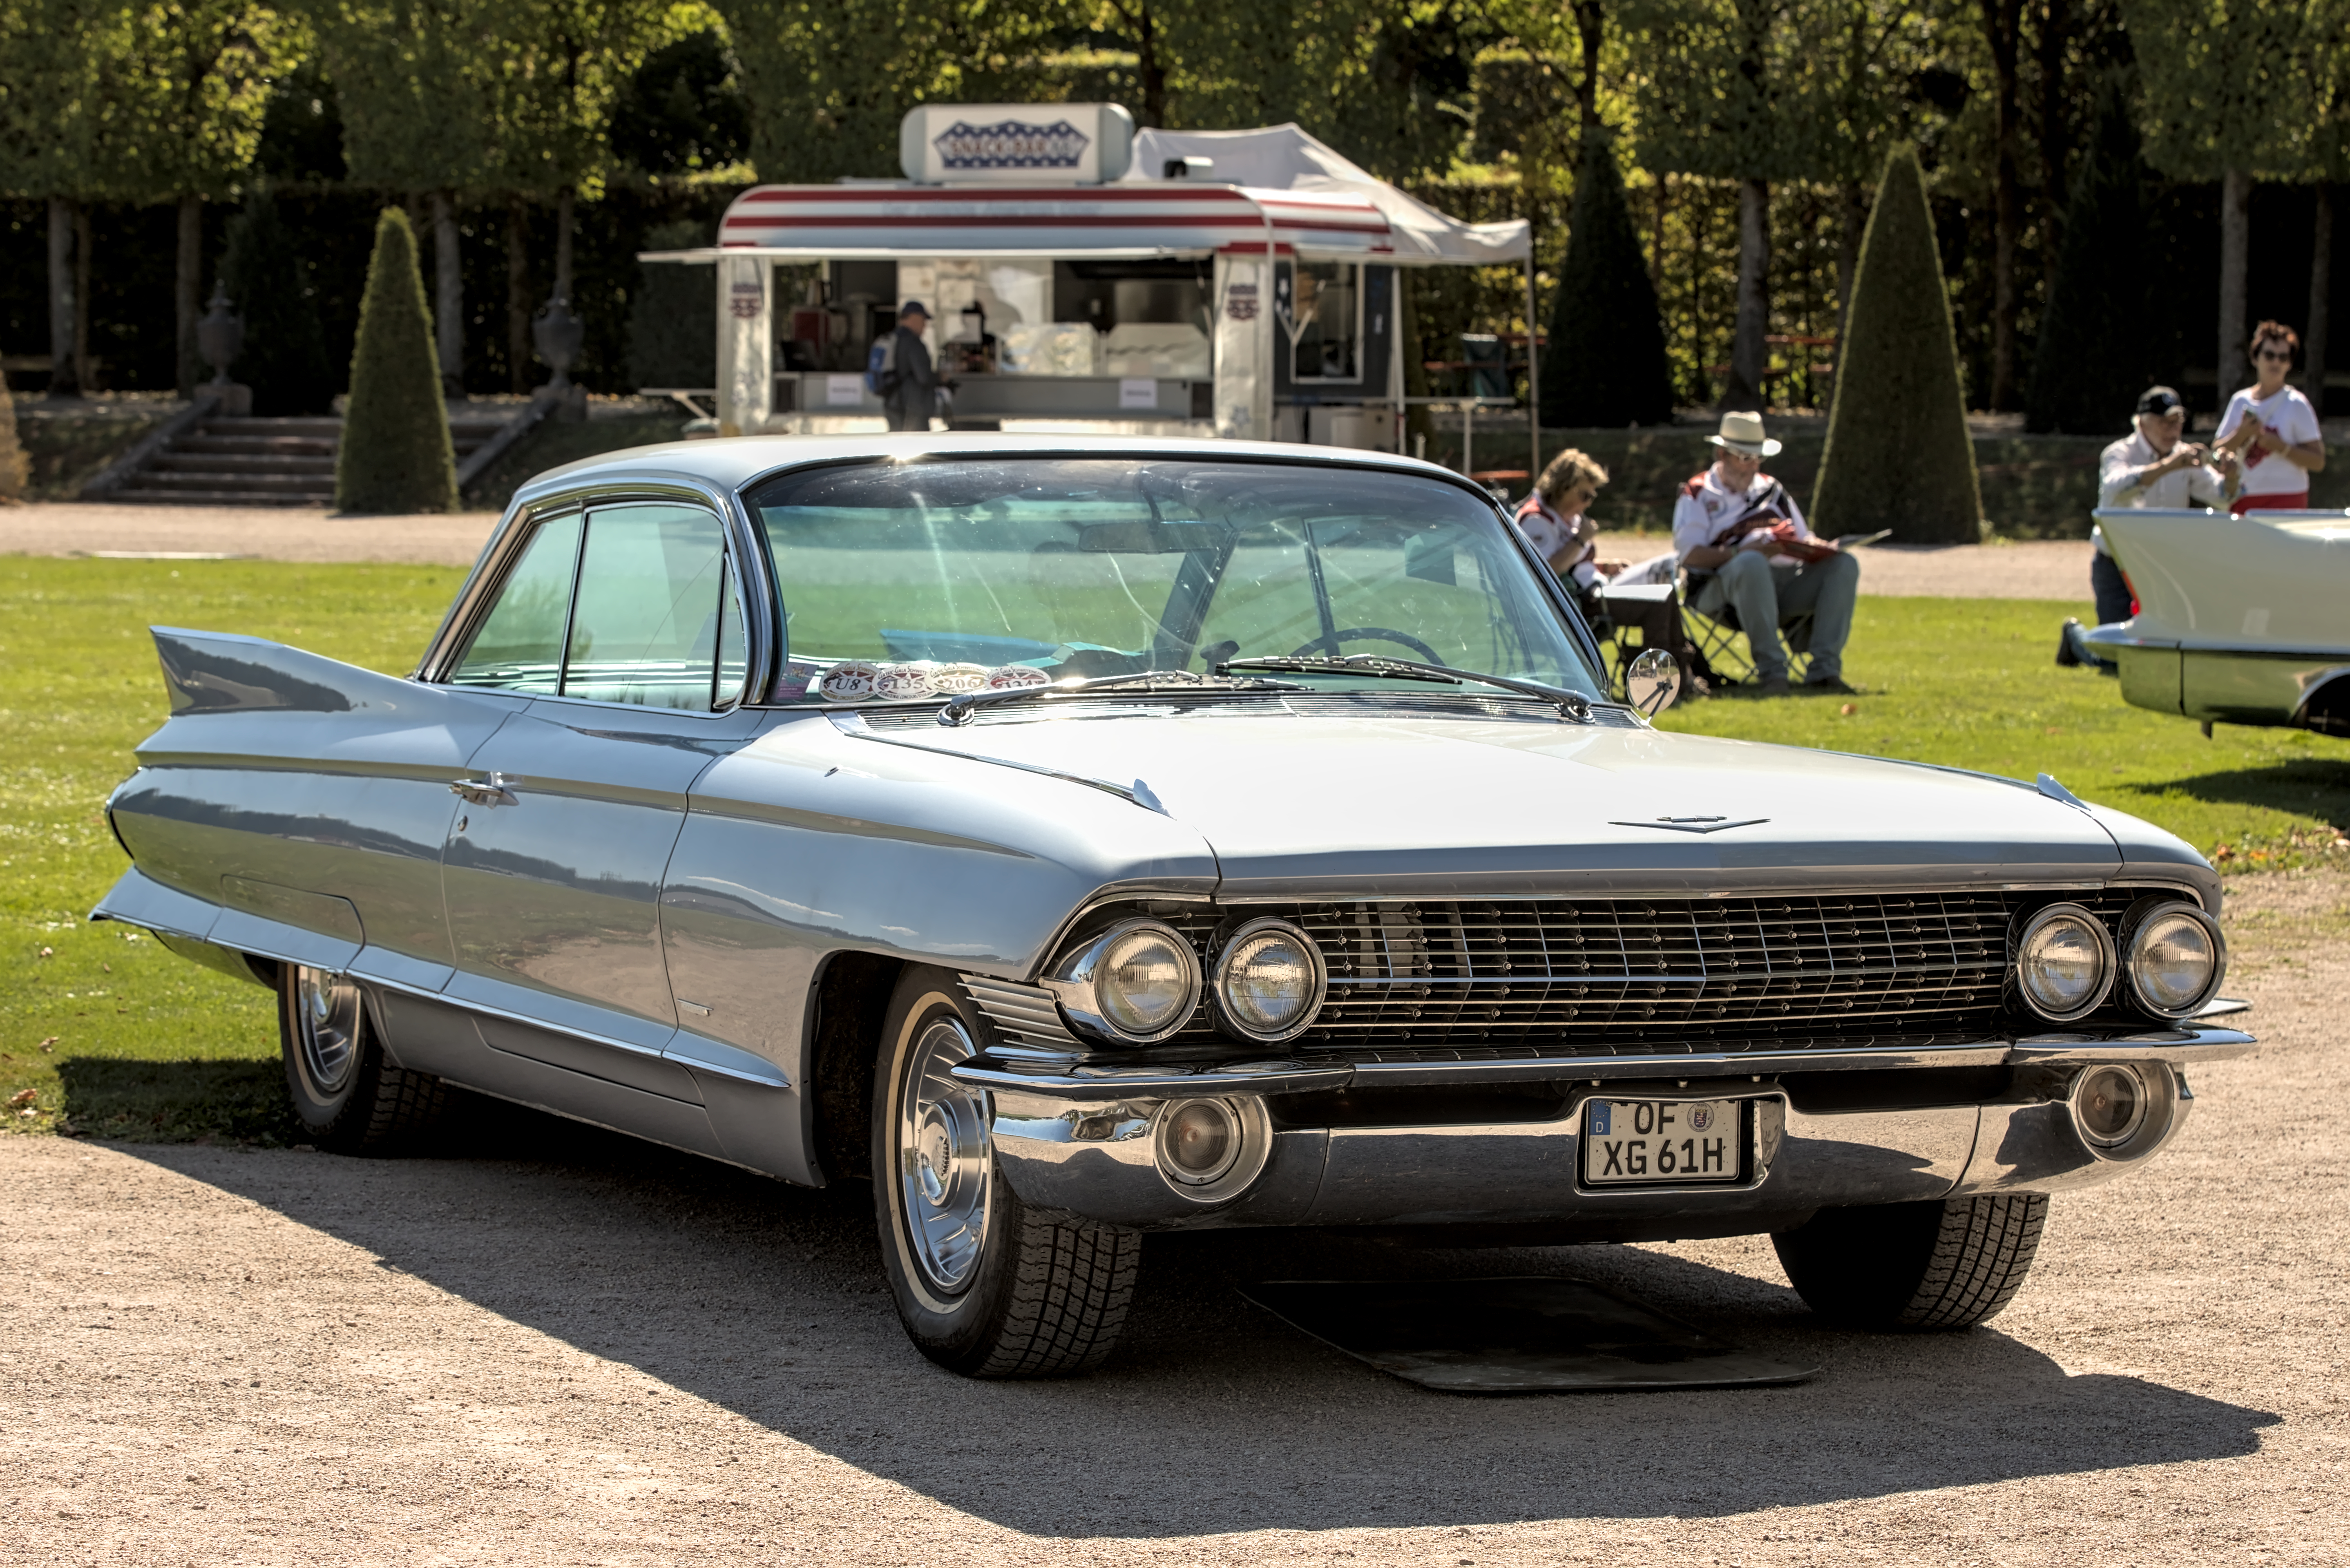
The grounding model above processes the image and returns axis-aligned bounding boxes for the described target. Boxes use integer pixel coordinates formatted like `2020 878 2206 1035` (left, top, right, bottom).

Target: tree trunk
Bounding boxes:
1723 177 1771 410
507 196 532 394
46 197 79 398
2308 182 2332 416
74 203 94 392
2219 167 2250 410
175 196 202 399
1134 4 1164 128
554 187 574 299
1574 0 1604 153
433 191 464 399
1979 0 2023 409
2035 0 2070 308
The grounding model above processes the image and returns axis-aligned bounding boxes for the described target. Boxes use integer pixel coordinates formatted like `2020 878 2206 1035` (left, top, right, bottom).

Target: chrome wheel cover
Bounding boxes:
895 1013 992 1293
294 967 363 1097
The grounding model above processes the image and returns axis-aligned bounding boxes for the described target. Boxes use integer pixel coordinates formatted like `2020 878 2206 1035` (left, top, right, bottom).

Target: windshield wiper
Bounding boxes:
1216 654 1595 722
935 668 1303 727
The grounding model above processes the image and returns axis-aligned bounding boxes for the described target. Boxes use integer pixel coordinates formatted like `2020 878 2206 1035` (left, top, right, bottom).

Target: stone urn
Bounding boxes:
533 290 584 392
196 285 243 384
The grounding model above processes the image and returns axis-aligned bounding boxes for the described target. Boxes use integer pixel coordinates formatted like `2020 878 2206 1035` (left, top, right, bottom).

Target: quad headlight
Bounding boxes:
2120 900 2225 1020
1211 918 1327 1043
2010 902 2116 1023
1045 918 1201 1044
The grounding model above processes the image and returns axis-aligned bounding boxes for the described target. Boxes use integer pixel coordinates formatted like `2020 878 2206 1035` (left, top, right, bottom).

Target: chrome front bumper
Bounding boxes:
971 1027 2251 1234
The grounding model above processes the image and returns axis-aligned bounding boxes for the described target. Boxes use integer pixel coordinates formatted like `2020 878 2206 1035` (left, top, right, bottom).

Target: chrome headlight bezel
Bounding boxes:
2009 902 2117 1023
1210 917 1328 1044
1043 918 1201 1045
2119 899 2227 1021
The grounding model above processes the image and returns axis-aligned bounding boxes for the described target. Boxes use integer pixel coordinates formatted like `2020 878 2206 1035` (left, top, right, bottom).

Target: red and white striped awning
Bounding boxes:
706 181 1399 261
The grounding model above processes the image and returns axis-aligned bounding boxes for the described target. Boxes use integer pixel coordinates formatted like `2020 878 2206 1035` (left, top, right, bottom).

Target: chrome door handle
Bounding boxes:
450 772 520 805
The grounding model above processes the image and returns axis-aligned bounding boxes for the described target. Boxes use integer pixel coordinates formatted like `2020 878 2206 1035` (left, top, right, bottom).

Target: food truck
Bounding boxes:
648 104 1533 468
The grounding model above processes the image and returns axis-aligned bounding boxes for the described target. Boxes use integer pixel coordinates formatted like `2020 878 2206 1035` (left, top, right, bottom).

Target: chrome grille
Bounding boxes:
1235 891 2147 1046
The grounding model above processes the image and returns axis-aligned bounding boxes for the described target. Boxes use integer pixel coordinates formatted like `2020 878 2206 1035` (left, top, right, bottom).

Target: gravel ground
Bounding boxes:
0 503 501 565
1 502 2093 599
4 874 2343 1567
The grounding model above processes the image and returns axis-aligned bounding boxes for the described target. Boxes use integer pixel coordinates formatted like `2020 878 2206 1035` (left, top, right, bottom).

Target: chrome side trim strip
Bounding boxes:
953 1059 1351 1099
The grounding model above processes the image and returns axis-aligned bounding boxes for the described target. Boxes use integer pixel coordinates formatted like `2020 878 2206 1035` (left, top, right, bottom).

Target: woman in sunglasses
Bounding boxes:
2214 320 2327 513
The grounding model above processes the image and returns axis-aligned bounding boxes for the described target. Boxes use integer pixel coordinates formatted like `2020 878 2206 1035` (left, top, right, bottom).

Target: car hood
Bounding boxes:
879 708 2145 899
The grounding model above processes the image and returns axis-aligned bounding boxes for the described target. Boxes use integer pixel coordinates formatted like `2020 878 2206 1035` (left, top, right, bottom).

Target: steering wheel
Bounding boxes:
1290 627 1443 663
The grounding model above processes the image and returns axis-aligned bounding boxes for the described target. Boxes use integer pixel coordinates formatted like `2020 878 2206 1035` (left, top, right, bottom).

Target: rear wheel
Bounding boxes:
1773 1195 2048 1330
278 964 449 1154
871 966 1139 1377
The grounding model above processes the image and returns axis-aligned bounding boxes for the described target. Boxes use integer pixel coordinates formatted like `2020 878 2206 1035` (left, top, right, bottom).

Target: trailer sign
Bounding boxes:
935 119 1089 171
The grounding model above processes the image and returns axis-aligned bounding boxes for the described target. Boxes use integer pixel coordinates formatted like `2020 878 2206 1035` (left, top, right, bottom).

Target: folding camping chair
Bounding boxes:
1598 579 1721 703
1678 570 1812 688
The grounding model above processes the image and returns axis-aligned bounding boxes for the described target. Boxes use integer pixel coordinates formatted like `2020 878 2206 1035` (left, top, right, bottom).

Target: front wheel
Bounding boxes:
278 964 449 1154
871 966 1139 1377
1772 1195 2048 1331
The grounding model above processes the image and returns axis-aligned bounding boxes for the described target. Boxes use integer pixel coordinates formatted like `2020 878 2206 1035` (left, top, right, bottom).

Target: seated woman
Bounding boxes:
1512 450 1706 698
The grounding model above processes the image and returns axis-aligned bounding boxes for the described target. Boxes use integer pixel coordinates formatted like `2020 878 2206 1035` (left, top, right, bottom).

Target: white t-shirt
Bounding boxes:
2214 384 2322 498
1671 466 1811 570
1512 494 1602 585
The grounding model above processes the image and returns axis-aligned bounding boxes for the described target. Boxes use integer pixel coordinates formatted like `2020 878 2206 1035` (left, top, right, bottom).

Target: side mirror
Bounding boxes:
1626 648 1680 716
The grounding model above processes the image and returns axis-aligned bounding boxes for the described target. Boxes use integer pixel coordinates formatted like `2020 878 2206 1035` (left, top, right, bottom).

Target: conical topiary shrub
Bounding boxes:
1812 146 1983 543
1540 134 1675 427
336 208 457 514
0 382 27 500
219 188 337 417
2025 90 2150 433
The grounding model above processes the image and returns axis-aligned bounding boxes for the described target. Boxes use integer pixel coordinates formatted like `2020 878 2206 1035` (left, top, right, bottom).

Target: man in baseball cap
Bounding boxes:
879 300 940 432
2059 385 2237 668
1671 411 1862 696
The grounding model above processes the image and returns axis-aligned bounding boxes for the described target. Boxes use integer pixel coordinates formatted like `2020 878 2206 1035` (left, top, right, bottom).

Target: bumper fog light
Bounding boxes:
1153 1095 1273 1203
2073 1064 2149 1147
1158 1098 1241 1184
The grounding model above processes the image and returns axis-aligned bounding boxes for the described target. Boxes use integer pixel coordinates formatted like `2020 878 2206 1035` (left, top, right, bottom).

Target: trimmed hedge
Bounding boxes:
1813 147 1983 543
219 188 338 418
2025 91 2151 434
335 208 457 515
0 385 25 499
1539 136 1675 428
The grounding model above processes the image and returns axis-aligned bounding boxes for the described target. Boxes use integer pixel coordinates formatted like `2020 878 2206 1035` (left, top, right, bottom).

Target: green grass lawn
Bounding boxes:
2 557 2342 1146
2 558 465 1144
1654 596 2350 869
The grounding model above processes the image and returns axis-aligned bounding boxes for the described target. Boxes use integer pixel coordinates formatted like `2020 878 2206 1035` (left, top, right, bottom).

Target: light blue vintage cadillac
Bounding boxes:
97 436 2250 1376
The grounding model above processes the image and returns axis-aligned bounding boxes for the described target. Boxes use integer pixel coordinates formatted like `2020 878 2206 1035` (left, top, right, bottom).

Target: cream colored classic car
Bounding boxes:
2086 506 2350 735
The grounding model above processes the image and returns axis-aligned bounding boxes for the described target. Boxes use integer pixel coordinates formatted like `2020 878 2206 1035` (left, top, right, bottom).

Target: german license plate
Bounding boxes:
1582 1098 1742 1185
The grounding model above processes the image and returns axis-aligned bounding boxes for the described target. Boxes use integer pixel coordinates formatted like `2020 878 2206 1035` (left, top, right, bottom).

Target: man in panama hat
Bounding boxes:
1670 410 1861 696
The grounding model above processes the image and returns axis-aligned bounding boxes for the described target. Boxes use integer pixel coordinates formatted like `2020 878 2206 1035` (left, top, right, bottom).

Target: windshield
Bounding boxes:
743 457 1604 704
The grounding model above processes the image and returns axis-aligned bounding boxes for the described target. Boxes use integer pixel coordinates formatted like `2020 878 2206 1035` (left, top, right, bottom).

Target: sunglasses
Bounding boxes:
2255 348 2293 362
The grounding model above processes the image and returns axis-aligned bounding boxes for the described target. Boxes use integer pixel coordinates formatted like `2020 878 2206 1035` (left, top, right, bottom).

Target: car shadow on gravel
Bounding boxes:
119 1094 2281 1538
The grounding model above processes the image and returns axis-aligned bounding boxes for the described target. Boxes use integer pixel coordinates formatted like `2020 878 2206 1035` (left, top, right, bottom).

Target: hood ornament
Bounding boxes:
1610 814 1771 834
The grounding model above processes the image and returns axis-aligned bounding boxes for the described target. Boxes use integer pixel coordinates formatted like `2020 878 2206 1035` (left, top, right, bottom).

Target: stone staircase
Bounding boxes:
109 410 515 506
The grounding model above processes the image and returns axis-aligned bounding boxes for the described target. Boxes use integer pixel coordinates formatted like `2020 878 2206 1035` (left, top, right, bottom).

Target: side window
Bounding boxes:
563 504 732 710
448 512 583 693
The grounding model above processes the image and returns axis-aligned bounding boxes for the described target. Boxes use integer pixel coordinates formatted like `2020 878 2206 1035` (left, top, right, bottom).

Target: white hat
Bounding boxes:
1707 410 1782 458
